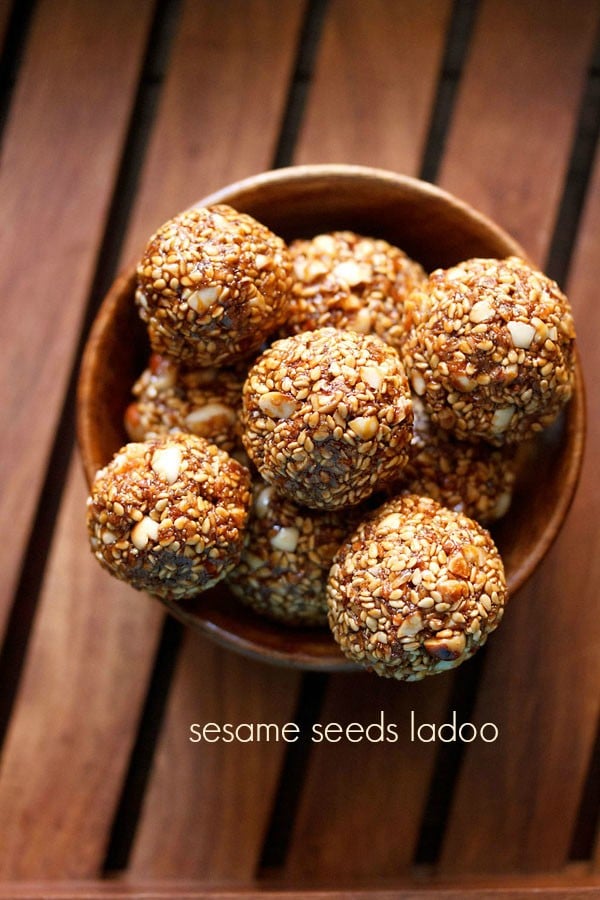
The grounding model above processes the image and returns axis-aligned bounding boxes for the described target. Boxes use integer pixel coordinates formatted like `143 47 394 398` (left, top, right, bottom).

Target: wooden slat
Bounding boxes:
438 0 599 266
1 881 600 899
122 0 308 879
295 0 452 173
121 0 305 265
0 465 163 877
284 0 453 881
286 676 458 881
436 0 600 874
127 636 299 880
0 0 304 881
0 0 154 638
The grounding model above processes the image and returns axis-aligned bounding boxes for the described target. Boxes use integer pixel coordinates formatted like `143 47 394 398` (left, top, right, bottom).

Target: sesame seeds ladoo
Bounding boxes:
124 352 244 454
284 230 425 350
327 494 507 680
226 481 362 627
241 327 414 510
386 396 516 525
403 256 576 445
87 433 251 600
136 204 293 367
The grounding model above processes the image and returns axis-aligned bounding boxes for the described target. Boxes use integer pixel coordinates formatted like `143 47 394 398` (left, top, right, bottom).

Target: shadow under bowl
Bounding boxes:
77 165 585 671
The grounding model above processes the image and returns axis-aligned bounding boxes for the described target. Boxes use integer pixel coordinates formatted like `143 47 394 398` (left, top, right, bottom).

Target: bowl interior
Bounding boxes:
77 165 585 670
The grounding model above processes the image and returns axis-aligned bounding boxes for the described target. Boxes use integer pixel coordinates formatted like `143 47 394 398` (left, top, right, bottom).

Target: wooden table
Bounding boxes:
1 1 599 897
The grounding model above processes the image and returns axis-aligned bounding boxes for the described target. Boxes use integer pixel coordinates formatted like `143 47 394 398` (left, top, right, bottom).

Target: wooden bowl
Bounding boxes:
77 164 585 670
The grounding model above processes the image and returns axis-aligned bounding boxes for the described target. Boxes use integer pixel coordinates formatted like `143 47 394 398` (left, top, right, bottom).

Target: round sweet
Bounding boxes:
124 353 244 453
241 327 413 509
387 397 516 524
284 231 425 351
327 494 507 680
226 482 358 626
86 433 251 600
402 257 576 444
135 204 293 366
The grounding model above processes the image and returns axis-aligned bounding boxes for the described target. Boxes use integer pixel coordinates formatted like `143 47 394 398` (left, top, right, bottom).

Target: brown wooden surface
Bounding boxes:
0 0 304 881
0 465 163 878
127 637 299 880
437 0 600 874
285 1 454 879
0 882 599 899
0 0 598 892
438 0 600 266
295 0 452 172
118 0 307 880
0 0 154 639
285 0 598 883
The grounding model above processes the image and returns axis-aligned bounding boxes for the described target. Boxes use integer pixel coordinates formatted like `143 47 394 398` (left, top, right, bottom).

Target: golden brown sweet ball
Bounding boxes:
87 433 251 600
136 204 293 366
124 353 244 454
226 481 360 627
402 257 576 444
241 327 413 510
285 231 425 351
327 494 507 680
387 396 516 525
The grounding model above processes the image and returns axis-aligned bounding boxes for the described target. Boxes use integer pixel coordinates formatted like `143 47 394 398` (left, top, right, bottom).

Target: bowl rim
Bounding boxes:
200 163 528 260
77 164 587 671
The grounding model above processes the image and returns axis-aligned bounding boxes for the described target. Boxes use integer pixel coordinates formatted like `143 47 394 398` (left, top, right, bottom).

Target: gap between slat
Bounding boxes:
413 650 486 867
545 24 600 286
0 0 36 146
257 673 330 874
248 0 333 876
569 716 600 862
554 26 600 865
0 0 182 758
102 615 185 873
271 0 331 169
419 0 480 184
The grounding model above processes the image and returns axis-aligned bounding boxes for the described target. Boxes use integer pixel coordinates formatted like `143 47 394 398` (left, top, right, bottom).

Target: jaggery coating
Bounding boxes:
387 396 516 524
136 204 293 366
402 257 576 444
284 231 425 351
241 327 413 509
226 482 358 626
327 494 507 680
124 353 244 453
87 433 251 600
